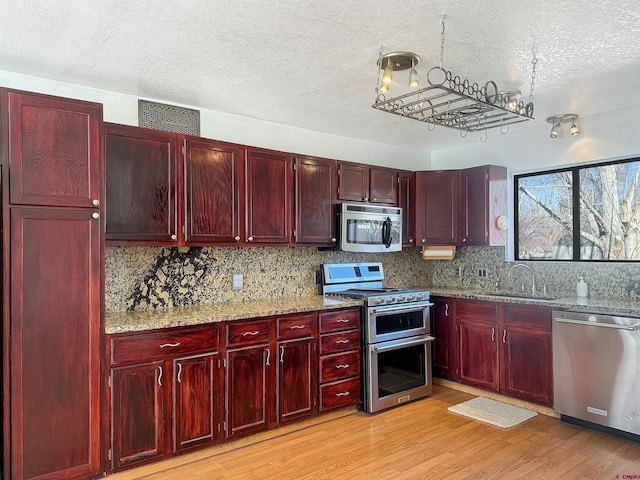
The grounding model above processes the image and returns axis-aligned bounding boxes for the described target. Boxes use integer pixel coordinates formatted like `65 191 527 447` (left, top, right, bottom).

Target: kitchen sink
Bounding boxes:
480 292 558 301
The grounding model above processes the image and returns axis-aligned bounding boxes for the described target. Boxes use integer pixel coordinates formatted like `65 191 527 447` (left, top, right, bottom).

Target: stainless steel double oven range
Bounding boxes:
322 262 434 413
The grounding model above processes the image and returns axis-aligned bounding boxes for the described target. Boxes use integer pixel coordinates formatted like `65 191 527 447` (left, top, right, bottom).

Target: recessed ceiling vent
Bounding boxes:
138 100 200 135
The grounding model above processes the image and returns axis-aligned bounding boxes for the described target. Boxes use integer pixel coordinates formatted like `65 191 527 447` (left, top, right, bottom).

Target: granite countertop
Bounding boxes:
106 295 364 334
427 288 640 315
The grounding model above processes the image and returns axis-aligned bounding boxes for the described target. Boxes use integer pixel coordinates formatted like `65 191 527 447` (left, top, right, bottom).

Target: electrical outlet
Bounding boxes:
232 274 243 290
478 268 488 279
455 266 462 277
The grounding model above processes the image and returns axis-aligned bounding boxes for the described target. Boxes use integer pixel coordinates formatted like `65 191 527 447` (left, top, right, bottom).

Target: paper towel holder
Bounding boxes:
421 245 456 260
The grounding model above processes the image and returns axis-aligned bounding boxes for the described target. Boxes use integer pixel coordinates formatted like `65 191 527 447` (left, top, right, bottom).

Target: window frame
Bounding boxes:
514 156 640 262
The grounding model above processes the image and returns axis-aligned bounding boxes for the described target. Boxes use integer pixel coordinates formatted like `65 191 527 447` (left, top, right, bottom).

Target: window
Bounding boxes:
515 158 640 261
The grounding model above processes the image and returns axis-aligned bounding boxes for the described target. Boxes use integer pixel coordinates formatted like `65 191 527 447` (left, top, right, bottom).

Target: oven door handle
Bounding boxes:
371 302 433 314
371 335 435 353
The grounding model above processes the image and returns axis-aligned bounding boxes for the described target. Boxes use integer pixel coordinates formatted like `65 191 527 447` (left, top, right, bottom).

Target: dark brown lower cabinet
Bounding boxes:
455 299 553 406
108 326 220 472
278 338 316 424
431 296 456 380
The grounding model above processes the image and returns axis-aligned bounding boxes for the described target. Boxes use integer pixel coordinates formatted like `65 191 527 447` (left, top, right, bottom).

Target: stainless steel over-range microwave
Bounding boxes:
337 203 402 253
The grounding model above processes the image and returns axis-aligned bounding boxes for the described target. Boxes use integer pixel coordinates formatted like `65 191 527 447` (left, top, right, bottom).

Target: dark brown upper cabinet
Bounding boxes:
184 137 243 245
245 149 292 244
6 90 102 208
105 123 180 244
294 156 337 246
337 162 398 205
398 171 415 247
415 165 507 247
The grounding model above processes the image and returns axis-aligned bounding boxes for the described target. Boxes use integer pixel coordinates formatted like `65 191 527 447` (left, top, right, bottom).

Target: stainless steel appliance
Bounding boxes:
322 262 433 413
553 309 640 438
338 203 402 252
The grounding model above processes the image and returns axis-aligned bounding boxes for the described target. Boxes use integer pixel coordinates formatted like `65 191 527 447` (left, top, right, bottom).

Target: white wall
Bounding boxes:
0 69 431 171
430 106 640 173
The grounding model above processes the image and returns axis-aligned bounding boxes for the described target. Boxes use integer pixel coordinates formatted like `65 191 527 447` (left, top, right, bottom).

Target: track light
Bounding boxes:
546 114 580 139
377 51 420 95
409 58 419 87
382 63 393 85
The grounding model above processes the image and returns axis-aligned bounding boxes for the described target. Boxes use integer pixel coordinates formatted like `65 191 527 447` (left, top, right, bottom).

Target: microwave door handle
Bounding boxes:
382 217 392 248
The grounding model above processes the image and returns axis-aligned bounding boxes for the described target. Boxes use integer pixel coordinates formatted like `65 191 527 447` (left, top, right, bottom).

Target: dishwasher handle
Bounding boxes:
555 316 640 331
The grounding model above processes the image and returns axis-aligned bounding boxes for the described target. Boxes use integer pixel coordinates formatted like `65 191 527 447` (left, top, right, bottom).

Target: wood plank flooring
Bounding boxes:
108 385 640 479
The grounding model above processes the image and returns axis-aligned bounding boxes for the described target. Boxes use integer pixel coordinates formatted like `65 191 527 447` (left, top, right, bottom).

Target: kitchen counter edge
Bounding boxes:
106 296 364 334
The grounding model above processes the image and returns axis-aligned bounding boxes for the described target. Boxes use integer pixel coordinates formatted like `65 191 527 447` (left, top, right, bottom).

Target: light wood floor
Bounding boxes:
109 386 640 479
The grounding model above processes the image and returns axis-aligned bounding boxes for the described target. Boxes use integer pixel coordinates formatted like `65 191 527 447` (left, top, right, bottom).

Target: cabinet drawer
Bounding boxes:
110 326 219 366
319 351 360 383
503 305 552 331
455 299 498 321
319 308 360 333
227 319 271 347
319 377 361 411
320 330 360 355
277 313 315 340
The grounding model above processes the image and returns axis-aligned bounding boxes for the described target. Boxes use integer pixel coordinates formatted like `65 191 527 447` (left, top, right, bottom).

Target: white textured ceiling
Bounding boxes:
2 0 640 152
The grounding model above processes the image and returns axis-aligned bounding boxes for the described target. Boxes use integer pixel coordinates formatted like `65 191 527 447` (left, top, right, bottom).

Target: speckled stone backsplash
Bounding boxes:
430 246 640 300
105 246 432 312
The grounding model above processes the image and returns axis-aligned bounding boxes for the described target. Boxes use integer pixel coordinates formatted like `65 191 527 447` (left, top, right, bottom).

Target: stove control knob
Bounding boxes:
387 296 396 303
376 297 384 305
397 295 406 302
416 293 425 300
407 294 415 301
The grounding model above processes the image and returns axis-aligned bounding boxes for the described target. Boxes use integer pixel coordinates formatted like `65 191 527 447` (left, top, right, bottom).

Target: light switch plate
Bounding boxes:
232 274 243 290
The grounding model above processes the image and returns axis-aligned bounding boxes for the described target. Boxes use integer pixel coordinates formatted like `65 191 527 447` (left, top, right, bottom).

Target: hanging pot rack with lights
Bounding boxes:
372 16 538 137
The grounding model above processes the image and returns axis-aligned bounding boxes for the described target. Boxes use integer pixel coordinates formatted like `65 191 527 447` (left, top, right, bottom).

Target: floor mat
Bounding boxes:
448 396 538 428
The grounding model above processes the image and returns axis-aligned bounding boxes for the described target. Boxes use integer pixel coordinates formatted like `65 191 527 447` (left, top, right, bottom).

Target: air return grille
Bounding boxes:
138 100 200 135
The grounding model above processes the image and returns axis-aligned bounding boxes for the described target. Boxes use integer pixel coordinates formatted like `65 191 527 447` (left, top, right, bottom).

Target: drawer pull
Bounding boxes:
335 391 350 397
335 319 351 323
243 331 260 336
336 364 350 369
335 339 350 344
160 342 180 348
290 325 306 330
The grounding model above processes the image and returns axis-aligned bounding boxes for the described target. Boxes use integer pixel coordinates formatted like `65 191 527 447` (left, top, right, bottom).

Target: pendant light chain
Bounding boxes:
439 15 446 69
529 48 538 104
375 46 383 98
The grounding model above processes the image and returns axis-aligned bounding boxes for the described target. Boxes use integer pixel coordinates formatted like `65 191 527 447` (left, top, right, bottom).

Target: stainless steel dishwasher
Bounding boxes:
553 309 640 437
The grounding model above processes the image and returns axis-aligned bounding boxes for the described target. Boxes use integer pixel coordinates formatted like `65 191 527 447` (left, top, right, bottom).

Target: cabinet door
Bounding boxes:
111 362 165 471
338 162 369 202
6 90 102 207
295 156 336 245
502 306 553 406
461 166 488 245
185 138 243 244
457 318 499 391
278 339 316 424
226 346 273 438
415 170 459 246
173 353 220 452
398 171 415 246
245 150 291 244
10 207 101 480
432 297 455 380
105 124 179 244
369 167 397 204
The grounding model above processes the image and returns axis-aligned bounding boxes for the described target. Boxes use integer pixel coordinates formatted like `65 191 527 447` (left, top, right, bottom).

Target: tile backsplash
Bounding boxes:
105 246 432 312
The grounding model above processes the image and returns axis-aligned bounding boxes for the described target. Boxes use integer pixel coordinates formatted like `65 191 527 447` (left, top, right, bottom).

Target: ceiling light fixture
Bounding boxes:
546 114 580 138
372 15 538 138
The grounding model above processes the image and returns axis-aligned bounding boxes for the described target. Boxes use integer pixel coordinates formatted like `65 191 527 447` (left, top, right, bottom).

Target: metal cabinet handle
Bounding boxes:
462 238 467 243
335 391 350 397
503 329 507 344
280 345 284 363
336 364 350 369
92 212 100 219
491 327 495 342
234 236 241 241
177 363 182 383
92 199 100 206
444 304 449 317
171 234 177 241
247 236 254 242
290 325 306 330
265 347 270 366
335 319 350 323
331 237 336 242
421 238 426 243
408 238 413 243
243 330 260 336
160 342 180 348
373 197 377 202
158 365 163 386
335 339 350 344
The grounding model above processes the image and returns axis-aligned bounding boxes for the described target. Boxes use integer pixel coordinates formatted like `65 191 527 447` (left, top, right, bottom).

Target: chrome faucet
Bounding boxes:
508 263 536 293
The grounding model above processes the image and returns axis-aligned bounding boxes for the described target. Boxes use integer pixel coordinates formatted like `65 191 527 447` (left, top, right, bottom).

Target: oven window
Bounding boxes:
377 344 426 397
375 310 424 335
